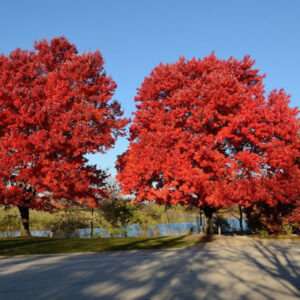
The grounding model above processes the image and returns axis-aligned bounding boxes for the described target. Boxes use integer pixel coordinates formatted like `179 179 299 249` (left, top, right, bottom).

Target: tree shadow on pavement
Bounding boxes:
0 237 299 300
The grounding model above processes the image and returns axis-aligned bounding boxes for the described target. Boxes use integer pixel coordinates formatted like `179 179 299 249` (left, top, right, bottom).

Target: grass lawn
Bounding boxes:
1 234 299 256
0 235 211 256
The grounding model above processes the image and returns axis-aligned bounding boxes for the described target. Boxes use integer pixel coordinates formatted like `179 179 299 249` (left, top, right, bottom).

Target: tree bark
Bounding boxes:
239 205 243 233
199 208 203 233
90 209 94 238
203 206 215 235
218 224 221 235
17 206 31 236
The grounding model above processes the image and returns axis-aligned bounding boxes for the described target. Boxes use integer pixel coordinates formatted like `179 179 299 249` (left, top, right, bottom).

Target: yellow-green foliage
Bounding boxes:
0 207 96 232
0 203 201 236
0 208 20 236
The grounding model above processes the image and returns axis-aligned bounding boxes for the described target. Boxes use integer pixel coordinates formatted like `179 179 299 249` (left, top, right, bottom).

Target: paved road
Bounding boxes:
0 237 299 300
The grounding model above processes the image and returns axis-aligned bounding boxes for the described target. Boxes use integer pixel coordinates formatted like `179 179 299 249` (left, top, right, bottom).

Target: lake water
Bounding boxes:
0 217 248 238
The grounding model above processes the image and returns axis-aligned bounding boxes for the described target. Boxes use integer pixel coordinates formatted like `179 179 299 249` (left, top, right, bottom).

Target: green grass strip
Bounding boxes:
0 236 206 256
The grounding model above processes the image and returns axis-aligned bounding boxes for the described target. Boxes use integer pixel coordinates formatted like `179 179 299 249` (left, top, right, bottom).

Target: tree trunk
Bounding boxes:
203 207 215 235
17 206 31 236
90 209 94 238
218 224 221 235
205 213 213 235
199 208 203 233
239 205 243 233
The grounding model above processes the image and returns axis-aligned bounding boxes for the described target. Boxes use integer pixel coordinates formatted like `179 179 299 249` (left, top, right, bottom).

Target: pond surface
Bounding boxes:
0 217 248 238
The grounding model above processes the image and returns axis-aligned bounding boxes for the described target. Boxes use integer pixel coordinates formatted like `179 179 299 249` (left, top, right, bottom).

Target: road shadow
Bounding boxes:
0 237 299 300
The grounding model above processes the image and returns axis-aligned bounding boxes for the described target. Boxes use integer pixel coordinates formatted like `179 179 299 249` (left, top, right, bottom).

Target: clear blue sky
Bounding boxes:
1 0 299 178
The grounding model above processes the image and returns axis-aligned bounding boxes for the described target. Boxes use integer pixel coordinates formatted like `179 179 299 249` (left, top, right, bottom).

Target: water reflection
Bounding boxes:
0 217 248 238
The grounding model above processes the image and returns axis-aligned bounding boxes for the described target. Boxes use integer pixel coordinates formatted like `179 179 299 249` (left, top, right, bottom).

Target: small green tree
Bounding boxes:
99 188 138 237
53 210 89 238
0 209 21 236
136 202 162 236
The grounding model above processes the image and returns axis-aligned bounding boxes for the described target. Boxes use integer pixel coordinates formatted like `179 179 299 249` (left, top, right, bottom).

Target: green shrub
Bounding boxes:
280 221 293 235
98 192 138 237
0 210 21 236
135 202 163 237
52 211 89 238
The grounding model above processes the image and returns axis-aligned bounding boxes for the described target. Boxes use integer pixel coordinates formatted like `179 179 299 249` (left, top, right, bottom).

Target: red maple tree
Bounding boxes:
244 133 300 233
0 37 128 235
117 54 299 234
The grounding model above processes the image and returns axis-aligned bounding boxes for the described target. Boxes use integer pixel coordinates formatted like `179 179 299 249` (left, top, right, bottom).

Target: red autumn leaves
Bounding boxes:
117 54 300 225
0 37 299 232
0 37 128 212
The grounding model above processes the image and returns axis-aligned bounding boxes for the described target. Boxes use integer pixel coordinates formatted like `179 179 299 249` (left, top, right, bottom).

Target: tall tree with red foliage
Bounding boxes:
0 37 128 235
117 54 299 234
244 133 300 234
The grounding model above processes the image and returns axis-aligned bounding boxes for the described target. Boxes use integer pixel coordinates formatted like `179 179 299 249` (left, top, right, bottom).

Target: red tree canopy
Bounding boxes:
117 54 299 216
0 37 128 211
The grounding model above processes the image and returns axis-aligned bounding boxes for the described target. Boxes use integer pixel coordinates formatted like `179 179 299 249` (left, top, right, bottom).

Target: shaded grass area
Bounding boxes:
1 235 298 256
0 235 213 256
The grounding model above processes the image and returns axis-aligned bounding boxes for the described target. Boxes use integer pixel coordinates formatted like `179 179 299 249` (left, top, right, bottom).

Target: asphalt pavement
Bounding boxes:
0 237 299 300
